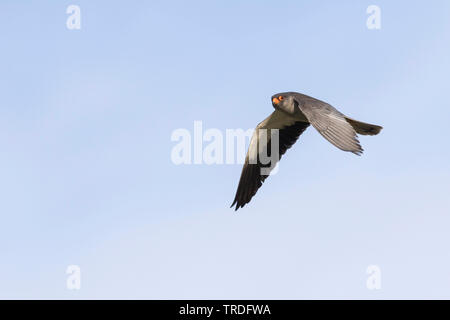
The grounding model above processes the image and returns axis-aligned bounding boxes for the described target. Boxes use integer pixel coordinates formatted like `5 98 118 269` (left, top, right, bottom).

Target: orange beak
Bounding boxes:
272 97 280 105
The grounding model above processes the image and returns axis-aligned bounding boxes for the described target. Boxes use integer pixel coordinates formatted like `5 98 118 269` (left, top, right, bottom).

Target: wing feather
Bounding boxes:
297 98 363 155
231 110 310 211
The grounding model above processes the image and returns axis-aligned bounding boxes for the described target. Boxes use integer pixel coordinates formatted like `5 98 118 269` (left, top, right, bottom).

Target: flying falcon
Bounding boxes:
231 92 382 211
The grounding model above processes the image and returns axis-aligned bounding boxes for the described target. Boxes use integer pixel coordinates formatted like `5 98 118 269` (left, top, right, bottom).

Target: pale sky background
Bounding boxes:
0 0 449 299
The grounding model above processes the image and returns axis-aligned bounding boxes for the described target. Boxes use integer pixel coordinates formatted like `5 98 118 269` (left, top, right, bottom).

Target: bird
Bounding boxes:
230 92 382 211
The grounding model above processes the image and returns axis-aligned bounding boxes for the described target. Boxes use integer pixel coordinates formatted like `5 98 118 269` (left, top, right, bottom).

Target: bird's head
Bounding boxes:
271 92 298 114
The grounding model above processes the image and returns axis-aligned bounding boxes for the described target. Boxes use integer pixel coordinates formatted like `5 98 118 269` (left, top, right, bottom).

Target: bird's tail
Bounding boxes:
345 117 383 136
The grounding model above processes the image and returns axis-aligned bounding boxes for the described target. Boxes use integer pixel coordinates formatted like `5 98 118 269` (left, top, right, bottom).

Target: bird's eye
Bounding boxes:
278 96 284 101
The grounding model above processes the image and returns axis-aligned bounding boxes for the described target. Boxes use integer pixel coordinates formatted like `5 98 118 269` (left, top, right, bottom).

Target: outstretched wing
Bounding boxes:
298 98 363 155
231 110 310 211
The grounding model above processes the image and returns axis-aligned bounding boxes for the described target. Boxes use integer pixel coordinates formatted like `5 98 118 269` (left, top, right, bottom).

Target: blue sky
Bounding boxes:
0 0 449 299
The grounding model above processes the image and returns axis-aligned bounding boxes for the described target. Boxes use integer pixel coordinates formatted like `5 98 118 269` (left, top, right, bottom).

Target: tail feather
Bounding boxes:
345 117 383 136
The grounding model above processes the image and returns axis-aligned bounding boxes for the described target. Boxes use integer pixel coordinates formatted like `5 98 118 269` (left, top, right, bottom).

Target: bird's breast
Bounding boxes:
275 103 308 122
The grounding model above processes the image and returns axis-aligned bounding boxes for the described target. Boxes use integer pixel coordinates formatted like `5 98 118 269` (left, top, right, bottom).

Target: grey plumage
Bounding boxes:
231 92 383 211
